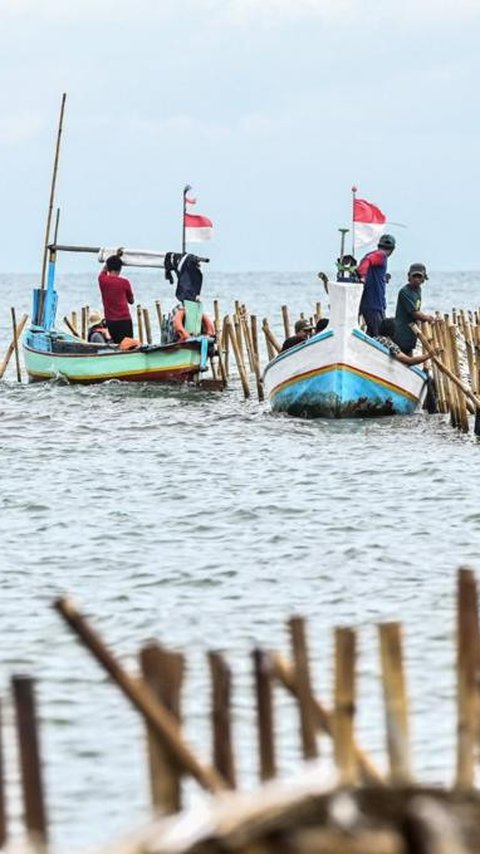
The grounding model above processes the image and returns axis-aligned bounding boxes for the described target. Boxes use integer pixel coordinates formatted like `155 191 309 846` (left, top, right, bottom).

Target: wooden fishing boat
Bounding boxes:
23 244 216 385
263 278 427 418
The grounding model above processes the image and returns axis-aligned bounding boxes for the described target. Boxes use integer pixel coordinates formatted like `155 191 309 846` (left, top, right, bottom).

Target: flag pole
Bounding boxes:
351 185 357 257
182 184 191 253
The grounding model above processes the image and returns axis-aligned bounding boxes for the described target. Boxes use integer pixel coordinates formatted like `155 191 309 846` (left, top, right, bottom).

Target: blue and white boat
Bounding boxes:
263 279 427 418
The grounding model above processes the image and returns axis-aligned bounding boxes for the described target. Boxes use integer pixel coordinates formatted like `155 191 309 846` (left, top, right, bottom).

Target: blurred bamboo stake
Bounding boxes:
12 676 48 848
54 597 226 793
253 648 276 781
71 310 78 333
221 316 230 379
81 306 88 340
271 652 383 784
289 617 318 759
0 313 28 379
10 307 22 383
140 643 184 814
208 651 236 789
334 627 357 784
455 568 480 789
378 622 411 784
0 701 6 849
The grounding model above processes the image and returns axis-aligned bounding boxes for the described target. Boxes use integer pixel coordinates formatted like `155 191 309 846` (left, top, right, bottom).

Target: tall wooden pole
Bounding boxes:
12 676 48 846
41 93 66 289
182 184 191 253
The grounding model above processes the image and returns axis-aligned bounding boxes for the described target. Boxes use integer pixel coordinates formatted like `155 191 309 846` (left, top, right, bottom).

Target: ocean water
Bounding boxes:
0 269 480 852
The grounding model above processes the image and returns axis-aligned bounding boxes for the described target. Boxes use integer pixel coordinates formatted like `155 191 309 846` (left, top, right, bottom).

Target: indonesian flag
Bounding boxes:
184 212 213 243
354 198 387 253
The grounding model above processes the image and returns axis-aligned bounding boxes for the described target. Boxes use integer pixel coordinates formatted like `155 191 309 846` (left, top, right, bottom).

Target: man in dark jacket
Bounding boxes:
281 319 313 352
394 263 436 355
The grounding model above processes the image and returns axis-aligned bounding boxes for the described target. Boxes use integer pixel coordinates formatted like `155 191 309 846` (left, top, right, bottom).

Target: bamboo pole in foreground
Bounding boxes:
140 644 184 813
10 307 22 383
289 617 318 760
12 676 48 847
334 627 357 785
208 651 237 789
54 597 226 793
455 568 480 789
271 652 383 784
0 313 28 379
378 623 411 785
253 648 276 781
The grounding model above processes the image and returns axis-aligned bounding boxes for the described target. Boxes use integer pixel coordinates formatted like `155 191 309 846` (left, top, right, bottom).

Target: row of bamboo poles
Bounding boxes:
1 568 479 853
5 298 480 434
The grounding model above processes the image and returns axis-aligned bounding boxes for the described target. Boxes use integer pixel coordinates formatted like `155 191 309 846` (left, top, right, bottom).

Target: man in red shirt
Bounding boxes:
98 255 135 343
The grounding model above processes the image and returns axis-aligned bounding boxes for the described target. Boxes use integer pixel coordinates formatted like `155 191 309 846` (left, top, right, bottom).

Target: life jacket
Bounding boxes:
172 308 215 342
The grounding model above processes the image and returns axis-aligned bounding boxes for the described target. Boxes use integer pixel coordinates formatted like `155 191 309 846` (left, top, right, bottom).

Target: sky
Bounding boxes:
0 0 479 273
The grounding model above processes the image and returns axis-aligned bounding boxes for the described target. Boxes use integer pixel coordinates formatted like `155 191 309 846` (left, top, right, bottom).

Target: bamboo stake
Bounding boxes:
414 325 480 416
155 301 163 337
53 597 226 793
262 319 281 356
10 307 22 383
63 316 81 338
253 649 276 781
448 324 469 431
12 676 48 846
455 568 480 789
81 306 88 341
221 316 230 378
250 315 264 402
140 644 184 813
41 92 66 289
281 305 291 339
0 313 28 380
233 312 246 373
142 307 153 344
208 652 236 789
240 313 256 373
70 310 78 333
225 317 250 399
0 701 6 849
271 652 383 784
137 305 145 344
378 622 411 784
289 617 318 760
262 322 275 361
213 299 221 334
334 627 357 784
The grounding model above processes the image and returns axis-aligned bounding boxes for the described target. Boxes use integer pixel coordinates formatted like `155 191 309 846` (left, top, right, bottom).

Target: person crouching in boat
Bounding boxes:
87 310 111 344
98 254 135 344
375 318 438 367
281 319 314 352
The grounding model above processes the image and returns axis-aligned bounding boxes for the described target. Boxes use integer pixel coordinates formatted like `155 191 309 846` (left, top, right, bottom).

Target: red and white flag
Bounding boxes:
353 198 387 253
184 212 213 243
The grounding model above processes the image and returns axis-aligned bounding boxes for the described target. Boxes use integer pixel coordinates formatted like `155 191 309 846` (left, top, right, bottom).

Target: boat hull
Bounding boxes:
264 328 427 419
23 335 206 384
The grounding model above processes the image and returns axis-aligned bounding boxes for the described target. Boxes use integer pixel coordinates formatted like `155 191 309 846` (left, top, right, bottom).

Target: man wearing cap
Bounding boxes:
281 318 313 352
394 263 435 355
357 233 396 338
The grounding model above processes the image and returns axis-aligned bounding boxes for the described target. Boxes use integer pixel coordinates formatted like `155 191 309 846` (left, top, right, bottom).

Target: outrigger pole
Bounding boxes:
182 184 191 253
40 93 66 289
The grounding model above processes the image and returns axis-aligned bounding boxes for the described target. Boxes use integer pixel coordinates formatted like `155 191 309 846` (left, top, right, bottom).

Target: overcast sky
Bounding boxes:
0 0 479 273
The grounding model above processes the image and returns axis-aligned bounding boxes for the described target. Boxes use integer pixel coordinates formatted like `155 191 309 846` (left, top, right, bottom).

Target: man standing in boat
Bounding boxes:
357 233 396 338
98 254 135 343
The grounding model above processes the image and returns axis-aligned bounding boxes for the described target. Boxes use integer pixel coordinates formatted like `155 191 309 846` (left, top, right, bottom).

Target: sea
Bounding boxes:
0 269 480 852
